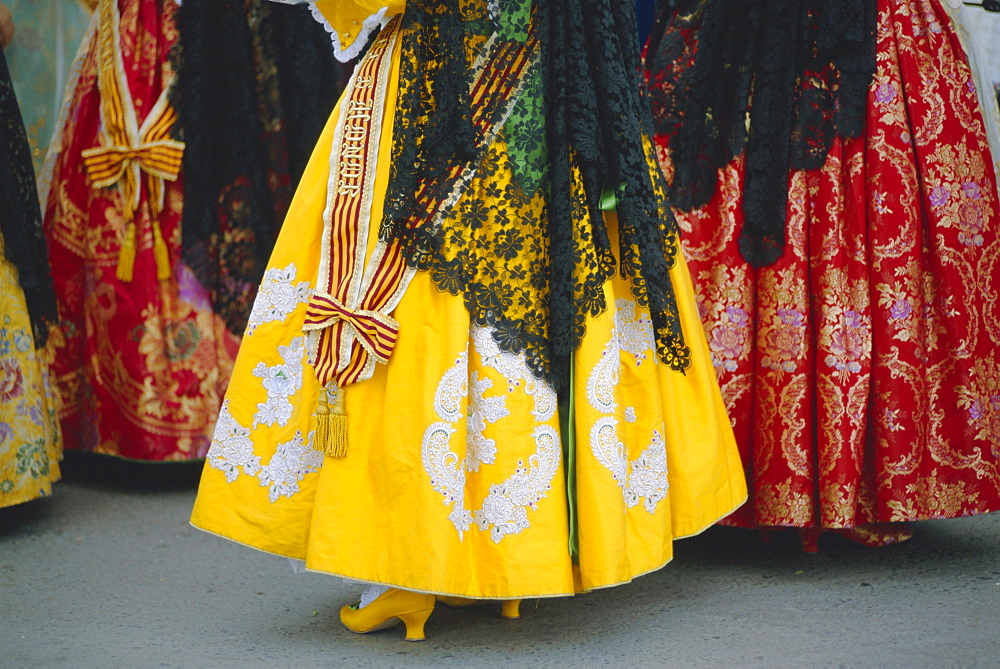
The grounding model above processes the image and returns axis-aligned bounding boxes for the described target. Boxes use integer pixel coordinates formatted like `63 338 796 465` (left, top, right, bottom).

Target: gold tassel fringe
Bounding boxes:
316 384 348 458
151 220 171 281
317 412 349 458
116 222 137 282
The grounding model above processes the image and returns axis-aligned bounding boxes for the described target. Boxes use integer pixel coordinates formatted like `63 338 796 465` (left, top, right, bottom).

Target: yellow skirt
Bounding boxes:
0 235 62 509
190 32 746 599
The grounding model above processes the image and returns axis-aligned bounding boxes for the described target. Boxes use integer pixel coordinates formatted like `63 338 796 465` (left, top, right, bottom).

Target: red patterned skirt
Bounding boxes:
655 0 1000 528
43 0 239 461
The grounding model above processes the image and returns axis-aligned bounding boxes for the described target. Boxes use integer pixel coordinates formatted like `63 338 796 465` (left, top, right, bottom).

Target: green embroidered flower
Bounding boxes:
15 438 50 479
166 321 202 362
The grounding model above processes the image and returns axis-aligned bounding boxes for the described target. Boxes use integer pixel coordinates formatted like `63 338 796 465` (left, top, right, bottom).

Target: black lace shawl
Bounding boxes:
645 0 877 266
0 47 58 348
379 0 690 390
172 0 349 334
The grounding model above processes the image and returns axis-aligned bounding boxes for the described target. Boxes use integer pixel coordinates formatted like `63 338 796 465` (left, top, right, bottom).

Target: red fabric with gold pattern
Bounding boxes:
654 0 1000 528
43 0 239 461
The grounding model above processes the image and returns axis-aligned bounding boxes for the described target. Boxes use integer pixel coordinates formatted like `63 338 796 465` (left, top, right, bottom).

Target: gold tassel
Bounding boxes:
116 221 137 282
317 412 349 458
151 219 171 281
316 409 331 453
316 384 348 457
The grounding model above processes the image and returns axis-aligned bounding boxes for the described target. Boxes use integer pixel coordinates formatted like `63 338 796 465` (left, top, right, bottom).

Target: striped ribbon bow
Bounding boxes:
81 0 183 282
82 136 184 195
303 292 400 384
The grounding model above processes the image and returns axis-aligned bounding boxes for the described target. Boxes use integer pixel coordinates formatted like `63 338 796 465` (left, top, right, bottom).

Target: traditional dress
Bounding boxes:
172 0 350 336
0 243 61 508
2 0 91 178
647 0 1000 533
43 0 239 461
942 0 1000 188
191 0 746 600
0 46 62 508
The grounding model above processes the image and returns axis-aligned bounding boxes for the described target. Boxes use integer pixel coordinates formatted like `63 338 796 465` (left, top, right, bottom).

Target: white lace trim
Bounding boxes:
246 263 311 335
303 3 392 64
586 300 669 514
207 330 322 502
422 327 560 542
251 337 305 428
358 584 390 609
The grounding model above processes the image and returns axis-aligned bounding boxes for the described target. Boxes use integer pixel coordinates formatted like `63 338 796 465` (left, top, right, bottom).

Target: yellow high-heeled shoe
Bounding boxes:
501 599 521 619
436 596 521 619
340 588 436 641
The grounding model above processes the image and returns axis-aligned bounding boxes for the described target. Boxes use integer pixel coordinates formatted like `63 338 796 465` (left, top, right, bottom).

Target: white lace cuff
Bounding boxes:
269 1 394 63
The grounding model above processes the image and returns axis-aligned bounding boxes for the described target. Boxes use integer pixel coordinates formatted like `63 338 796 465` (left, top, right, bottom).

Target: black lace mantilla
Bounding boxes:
379 0 691 390
172 0 349 334
645 0 877 266
0 47 58 348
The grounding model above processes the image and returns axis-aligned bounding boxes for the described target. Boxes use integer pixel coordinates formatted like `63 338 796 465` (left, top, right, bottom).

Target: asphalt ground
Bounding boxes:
2 451 999 667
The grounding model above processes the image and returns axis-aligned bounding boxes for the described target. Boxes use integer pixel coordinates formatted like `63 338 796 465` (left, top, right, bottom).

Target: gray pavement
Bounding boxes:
2 452 999 668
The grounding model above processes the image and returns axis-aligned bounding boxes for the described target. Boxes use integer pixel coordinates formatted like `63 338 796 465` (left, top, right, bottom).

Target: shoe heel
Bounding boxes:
799 528 821 555
501 599 521 619
399 607 433 641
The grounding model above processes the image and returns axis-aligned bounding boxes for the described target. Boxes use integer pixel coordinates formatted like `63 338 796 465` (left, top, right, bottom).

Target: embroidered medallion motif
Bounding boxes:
207 400 258 483
251 337 305 428
257 430 324 503
422 326 560 542
207 333 322 502
587 299 669 514
208 398 323 503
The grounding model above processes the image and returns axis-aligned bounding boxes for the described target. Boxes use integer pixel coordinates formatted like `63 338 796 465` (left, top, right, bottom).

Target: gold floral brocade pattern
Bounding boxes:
43 0 239 461
659 0 1000 528
0 235 62 508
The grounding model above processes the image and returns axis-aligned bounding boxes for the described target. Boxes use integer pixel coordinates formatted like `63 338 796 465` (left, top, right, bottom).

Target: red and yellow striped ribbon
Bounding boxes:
404 35 537 230
306 22 537 388
305 17 407 390
304 293 398 367
81 0 184 282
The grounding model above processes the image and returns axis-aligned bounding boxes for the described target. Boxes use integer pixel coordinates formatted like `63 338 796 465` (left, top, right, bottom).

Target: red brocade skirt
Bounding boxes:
43 0 239 461
656 0 1000 529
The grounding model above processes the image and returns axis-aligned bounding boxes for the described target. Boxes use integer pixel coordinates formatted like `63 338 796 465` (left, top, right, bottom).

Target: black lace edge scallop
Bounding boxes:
0 47 58 348
645 0 877 267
